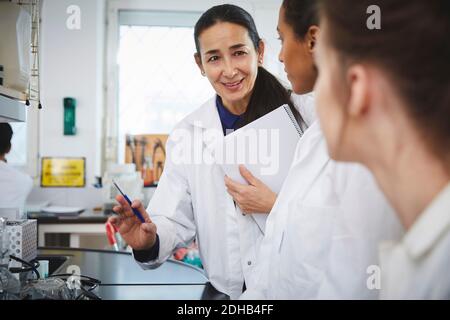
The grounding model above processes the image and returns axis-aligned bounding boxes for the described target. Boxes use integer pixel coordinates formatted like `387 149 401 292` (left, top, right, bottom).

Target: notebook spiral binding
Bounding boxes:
283 104 304 137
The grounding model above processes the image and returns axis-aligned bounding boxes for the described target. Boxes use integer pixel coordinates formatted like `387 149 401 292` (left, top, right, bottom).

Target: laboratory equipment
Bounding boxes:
105 222 119 251
0 217 37 300
23 278 71 300
0 2 31 93
0 218 9 266
4 219 37 262
37 260 49 279
102 163 144 214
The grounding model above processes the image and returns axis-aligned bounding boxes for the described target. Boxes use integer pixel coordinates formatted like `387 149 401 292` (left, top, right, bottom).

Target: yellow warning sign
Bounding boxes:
41 157 85 187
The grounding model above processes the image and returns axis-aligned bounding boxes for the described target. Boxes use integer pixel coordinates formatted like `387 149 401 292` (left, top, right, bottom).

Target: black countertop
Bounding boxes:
37 247 225 300
28 210 110 224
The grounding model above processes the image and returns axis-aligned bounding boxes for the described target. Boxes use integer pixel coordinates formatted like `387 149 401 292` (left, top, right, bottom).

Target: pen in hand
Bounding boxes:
112 180 146 223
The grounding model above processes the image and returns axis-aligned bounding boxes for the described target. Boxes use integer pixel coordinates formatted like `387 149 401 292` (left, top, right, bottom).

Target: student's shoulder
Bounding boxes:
290 91 316 126
331 159 382 201
0 163 32 184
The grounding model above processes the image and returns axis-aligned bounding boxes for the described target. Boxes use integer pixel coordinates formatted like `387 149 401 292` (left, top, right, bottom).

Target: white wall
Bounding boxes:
39 0 105 185
26 0 106 208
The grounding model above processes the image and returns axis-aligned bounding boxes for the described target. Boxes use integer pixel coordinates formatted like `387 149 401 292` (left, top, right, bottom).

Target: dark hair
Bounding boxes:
194 4 304 128
282 0 319 39
319 0 450 165
0 123 13 155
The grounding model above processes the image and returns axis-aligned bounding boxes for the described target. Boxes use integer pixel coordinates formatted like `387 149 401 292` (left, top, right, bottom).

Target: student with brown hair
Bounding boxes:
315 0 450 298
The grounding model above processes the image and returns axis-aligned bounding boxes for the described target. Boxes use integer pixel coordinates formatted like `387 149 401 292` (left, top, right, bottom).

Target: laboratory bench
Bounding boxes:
28 210 110 248
36 247 224 300
25 186 158 248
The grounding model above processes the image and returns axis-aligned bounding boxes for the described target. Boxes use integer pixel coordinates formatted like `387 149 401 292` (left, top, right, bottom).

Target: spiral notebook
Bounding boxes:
219 104 304 232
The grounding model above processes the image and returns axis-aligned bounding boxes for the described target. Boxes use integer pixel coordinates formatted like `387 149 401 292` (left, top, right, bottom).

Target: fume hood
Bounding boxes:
0 93 27 122
0 0 42 122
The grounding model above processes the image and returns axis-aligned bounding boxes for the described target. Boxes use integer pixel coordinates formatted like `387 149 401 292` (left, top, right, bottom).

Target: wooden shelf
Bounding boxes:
0 85 27 101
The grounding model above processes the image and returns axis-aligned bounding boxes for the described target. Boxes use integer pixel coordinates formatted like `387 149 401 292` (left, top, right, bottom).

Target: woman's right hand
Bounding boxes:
108 195 157 251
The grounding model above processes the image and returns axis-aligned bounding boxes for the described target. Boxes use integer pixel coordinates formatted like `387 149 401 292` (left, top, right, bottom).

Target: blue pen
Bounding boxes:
112 180 145 223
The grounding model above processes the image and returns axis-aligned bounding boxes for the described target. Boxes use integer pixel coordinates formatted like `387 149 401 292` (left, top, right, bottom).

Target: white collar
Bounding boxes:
185 96 222 131
403 182 450 259
183 96 223 155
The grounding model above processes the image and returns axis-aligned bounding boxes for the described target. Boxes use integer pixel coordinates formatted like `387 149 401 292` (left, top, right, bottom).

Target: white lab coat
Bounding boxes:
242 120 404 299
0 160 33 214
379 183 450 299
135 94 315 299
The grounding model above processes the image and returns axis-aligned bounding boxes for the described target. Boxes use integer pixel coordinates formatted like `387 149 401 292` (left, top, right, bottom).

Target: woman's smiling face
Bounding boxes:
195 22 263 112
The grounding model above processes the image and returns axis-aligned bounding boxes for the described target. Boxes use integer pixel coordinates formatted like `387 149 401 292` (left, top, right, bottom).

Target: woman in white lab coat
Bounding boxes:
314 0 450 299
108 4 310 299
238 0 403 299
0 123 33 215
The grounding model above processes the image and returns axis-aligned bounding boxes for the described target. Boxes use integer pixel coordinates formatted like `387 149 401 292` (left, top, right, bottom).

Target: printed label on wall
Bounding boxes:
41 157 85 187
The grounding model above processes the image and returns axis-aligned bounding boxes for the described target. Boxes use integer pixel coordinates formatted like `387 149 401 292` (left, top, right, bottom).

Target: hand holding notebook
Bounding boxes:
218 104 304 230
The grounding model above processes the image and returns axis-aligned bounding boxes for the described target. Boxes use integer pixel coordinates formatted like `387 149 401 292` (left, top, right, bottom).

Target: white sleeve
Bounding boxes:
134 134 196 269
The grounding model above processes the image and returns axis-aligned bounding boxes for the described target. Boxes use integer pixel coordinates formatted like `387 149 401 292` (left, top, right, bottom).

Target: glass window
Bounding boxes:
117 11 215 162
6 122 27 166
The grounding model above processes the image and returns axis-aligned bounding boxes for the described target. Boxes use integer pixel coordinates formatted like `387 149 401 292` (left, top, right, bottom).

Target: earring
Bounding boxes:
201 71 206 76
